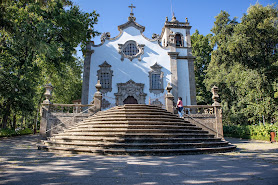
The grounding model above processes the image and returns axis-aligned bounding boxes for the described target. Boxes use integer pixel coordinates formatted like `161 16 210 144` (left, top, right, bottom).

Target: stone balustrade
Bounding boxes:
40 81 102 139
49 104 94 113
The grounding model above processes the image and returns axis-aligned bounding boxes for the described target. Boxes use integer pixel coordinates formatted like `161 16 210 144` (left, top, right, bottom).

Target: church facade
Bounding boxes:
81 6 196 109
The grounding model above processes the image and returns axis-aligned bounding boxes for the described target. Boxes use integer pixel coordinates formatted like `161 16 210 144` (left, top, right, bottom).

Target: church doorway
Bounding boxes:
123 96 138 104
114 79 147 105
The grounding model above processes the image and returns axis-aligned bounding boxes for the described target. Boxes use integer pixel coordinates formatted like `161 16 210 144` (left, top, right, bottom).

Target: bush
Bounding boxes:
0 128 33 137
223 124 278 141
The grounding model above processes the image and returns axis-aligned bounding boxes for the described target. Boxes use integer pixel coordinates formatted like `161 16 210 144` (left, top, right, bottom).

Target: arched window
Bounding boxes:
175 34 182 47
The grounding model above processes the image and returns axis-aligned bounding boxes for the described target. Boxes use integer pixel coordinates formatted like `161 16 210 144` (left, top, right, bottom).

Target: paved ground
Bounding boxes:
0 135 277 185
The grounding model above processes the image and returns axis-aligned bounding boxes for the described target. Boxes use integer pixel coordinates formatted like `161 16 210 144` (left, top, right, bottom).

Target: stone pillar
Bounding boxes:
168 51 179 103
186 28 197 106
81 42 94 105
91 80 102 113
188 58 197 106
40 83 53 140
165 83 174 113
211 86 223 138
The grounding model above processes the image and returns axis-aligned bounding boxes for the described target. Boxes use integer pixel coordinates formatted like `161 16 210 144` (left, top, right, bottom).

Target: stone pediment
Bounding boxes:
118 17 145 33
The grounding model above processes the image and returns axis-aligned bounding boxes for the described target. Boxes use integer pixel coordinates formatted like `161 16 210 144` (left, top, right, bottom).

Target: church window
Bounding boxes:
118 40 145 61
151 74 162 89
97 61 113 93
149 62 164 94
175 33 183 47
123 43 139 56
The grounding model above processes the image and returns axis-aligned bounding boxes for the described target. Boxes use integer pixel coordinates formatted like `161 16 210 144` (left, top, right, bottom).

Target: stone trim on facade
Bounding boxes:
149 62 164 94
97 61 113 94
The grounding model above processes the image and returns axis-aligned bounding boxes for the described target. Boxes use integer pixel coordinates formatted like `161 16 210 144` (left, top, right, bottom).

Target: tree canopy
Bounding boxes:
0 0 99 128
202 4 278 125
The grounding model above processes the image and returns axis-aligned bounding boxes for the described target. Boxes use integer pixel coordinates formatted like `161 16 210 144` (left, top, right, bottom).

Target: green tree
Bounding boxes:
0 0 99 128
191 30 213 105
206 4 278 125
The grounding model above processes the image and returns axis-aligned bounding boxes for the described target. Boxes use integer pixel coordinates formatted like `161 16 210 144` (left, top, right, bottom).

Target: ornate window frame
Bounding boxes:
149 62 164 94
118 40 144 61
97 61 113 94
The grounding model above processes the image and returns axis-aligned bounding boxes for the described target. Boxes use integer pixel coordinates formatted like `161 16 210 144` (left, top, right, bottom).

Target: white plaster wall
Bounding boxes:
161 28 168 47
88 26 171 106
177 59 191 105
176 48 187 56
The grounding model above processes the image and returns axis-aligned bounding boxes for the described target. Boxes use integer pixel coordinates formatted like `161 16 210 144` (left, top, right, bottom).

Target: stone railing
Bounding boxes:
49 104 94 113
40 81 103 139
183 105 223 139
164 83 223 139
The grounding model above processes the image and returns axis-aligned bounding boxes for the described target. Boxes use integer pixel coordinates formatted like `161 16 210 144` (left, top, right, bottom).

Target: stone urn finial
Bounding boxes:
95 80 101 92
166 16 168 22
212 85 220 106
43 83 53 104
166 82 172 94
186 17 188 23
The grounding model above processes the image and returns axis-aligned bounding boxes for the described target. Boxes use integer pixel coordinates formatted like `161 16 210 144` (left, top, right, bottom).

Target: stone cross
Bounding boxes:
128 4 136 13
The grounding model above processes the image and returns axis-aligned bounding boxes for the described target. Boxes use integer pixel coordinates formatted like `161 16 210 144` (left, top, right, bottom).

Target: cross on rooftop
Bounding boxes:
128 4 136 13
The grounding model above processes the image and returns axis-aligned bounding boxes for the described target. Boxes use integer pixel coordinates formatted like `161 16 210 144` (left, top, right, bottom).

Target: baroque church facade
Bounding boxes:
81 5 197 109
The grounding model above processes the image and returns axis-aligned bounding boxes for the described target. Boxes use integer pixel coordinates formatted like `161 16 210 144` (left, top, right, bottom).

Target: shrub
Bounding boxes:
223 124 278 141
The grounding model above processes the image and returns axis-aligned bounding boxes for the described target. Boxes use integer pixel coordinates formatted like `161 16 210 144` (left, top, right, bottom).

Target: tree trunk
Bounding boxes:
2 103 11 129
12 114 16 130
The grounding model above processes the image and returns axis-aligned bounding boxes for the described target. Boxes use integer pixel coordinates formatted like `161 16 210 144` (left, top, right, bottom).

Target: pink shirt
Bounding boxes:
177 100 183 107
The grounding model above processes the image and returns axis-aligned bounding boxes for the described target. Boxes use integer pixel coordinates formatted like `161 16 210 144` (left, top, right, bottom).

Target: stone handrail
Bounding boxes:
182 105 223 139
47 103 95 113
183 105 214 114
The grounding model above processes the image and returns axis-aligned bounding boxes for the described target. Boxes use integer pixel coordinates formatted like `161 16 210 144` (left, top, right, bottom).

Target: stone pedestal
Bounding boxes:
40 83 53 140
90 80 102 113
165 83 174 113
211 85 223 138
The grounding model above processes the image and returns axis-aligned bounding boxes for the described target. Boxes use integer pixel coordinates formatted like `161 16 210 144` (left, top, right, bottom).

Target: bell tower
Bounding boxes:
161 16 196 105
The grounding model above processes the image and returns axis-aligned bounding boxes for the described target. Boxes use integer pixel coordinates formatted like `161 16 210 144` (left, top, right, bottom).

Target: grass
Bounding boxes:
0 128 34 137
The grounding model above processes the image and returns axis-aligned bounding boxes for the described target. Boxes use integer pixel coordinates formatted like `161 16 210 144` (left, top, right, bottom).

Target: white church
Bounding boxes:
81 4 197 109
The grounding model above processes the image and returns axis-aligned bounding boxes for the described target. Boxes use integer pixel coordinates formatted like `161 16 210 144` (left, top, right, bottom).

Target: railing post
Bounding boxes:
91 80 102 113
40 83 53 140
165 83 174 113
211 85 223 139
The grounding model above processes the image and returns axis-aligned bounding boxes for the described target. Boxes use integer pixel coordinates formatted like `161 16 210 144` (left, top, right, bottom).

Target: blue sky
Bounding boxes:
72 0 276 45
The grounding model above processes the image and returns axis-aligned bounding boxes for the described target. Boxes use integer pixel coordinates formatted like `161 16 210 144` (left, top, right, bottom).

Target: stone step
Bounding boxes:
65 128 207 134
40 104 236 155
49 136 222 143
44 141 230 149
97 109 170 114
91 114 181 119
86 117 184 122
74 124 200 130
52 132 214 138
78 121 195 126
43 145 237 155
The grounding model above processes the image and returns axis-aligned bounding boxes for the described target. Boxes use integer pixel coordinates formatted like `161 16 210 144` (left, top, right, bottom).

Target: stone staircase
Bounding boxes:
39 104 236 155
